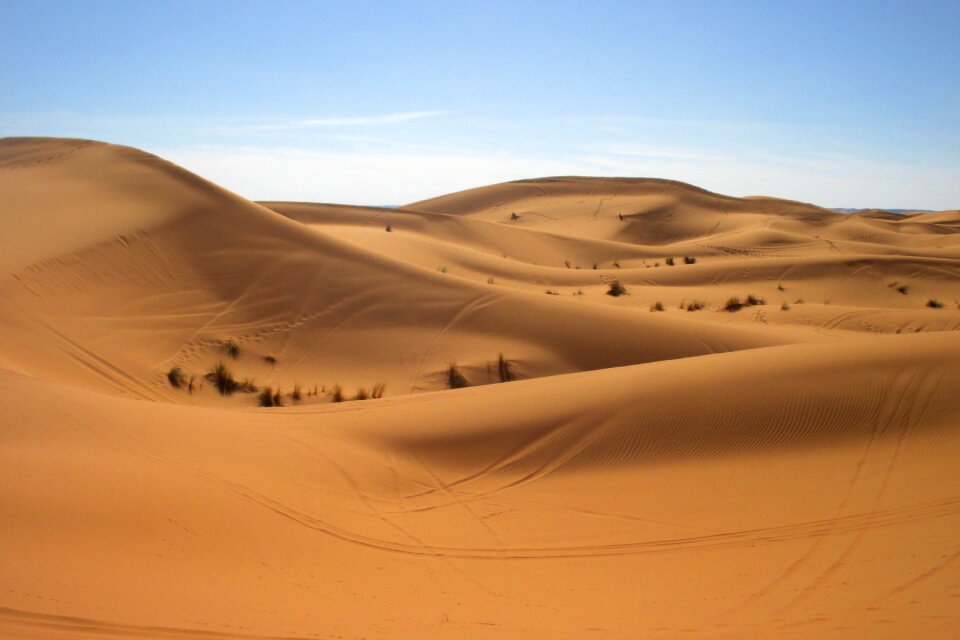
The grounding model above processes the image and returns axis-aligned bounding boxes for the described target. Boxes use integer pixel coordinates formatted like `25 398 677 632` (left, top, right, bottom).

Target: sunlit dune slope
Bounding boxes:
0 138 796 403
2 332 959 638
2 137 960 639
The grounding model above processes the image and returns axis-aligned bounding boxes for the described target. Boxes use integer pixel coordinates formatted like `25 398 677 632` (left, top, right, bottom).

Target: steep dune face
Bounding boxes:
2 138 960 638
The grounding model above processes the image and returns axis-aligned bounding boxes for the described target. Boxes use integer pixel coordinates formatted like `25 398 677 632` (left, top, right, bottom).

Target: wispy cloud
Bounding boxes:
204 110 455 134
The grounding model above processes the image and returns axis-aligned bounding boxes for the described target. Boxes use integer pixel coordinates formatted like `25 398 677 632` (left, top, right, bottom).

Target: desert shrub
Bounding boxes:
291 384 302 401
794 298 805 304
372 383 386 399
258 387 275 407
607 280 628 297
447 364 470 389
263 355 277 366
564 260 571 269
654 262 660 267
545 289 559 295
166 366 185 389
781 301 791 311
927 299 944 309
385 224 392 232
665 257 675 266
437 266 447 273
510 212 520 221
650 301 664 312
225 340 240 360
498 353 516 382
897 285 909 295
746 294 765 306
207 361 238 396
187 375 196 394
592 263 598 270
686 300 706 311
724 296 744 312
574 288 585 296
619 213 624 221
613 261 621 269
272 388 283 406
684 256 697 265
487 277 495 284
331 384 344 403
355 387 369 400
237 377 258 393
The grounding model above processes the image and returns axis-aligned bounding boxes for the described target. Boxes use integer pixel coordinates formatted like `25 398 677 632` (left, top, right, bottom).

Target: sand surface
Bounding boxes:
2 138 959 638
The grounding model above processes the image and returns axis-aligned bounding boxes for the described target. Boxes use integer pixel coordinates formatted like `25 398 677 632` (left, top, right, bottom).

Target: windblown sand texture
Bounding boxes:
2 137 959 638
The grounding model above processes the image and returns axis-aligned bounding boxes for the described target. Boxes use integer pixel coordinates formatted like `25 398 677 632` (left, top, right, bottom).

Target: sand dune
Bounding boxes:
2 138 959 638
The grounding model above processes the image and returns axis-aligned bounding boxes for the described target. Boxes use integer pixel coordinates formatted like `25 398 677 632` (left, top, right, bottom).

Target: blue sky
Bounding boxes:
2 1 958 208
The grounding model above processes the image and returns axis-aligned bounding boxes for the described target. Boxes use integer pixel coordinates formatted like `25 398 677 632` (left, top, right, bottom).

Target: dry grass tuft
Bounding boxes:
607 280 628 297
498 353 516 382
724 296 744 312
207 362 238 396
166 367 185 389
447 364 470 389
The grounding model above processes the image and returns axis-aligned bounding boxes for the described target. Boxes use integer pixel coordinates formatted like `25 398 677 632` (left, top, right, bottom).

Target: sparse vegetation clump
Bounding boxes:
371 383 386 399
725 295 764 312
565 260 572 269
259 386 276 407
781 301 791 311
546 289 560 295
574 288 585 296
355 387 369 400
684 256 697 265
927 299 944 309
686 300 706 311
385 224 392 232
225 340 240 360
447 364 470 389
592 263 598 270
510 212 520 221
237 377 258 393
497 353 515 382
665 257 675 266
607 280 628 297
207 361 238 396
331 384 344 403
263 355 277 366
437 266 448 273
613 261 621 269
650 301 664 312
272 388 283 406
166 366 185 389
487 277 495 285
291 384 302 401
724 296 744 312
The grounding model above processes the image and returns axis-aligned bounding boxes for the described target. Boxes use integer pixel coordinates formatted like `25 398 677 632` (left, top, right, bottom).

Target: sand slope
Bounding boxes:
2 138 959 638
